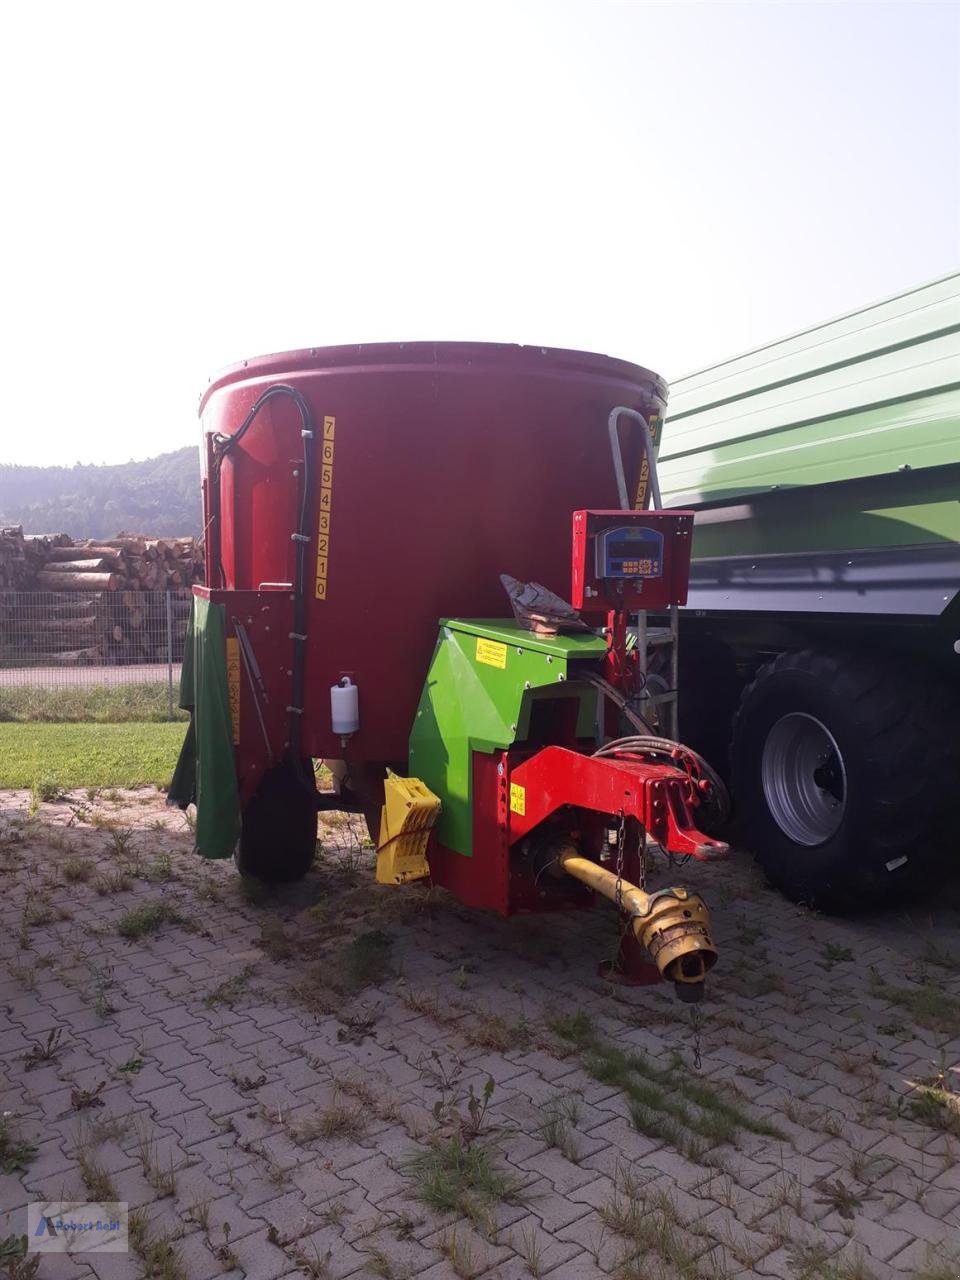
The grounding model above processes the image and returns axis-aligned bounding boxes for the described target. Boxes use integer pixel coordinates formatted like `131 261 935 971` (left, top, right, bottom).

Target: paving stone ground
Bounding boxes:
1 786 959 1279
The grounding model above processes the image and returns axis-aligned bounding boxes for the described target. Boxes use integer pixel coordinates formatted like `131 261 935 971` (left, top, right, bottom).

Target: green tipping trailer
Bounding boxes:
657 273 960 907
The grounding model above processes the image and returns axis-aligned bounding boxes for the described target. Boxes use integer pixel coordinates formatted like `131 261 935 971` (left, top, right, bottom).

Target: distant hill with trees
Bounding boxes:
0 447 201 538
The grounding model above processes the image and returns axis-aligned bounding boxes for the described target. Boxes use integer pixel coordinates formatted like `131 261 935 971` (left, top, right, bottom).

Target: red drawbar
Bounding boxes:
509 746 728 860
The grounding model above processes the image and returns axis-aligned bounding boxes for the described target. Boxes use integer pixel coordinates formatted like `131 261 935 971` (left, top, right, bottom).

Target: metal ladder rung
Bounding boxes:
636 604 680 740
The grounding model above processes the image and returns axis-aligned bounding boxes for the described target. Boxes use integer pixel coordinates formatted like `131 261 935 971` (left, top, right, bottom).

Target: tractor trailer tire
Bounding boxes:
236 762 318 882
731 649 958 909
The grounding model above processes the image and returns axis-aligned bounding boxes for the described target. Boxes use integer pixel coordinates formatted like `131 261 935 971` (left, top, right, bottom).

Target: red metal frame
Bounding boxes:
509 746 727 859
193 586 294 805
426 742 727 917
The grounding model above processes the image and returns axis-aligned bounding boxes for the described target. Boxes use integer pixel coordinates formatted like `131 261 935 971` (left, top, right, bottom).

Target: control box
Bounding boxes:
571 509 695 615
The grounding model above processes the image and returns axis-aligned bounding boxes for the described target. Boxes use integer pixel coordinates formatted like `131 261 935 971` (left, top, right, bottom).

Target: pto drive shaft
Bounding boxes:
558 848 717 1001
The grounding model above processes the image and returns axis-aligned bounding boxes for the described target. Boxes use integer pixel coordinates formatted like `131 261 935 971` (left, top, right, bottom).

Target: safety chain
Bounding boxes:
614 808 626 915
690 1003 703 1071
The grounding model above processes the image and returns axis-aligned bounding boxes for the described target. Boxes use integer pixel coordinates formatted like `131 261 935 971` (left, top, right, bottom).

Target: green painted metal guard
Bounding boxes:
168 595 241 860
408 619 606 857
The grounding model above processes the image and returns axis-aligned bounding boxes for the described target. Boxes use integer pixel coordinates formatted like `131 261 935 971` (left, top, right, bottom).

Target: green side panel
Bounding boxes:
658 273 960 555
689 468 960 559
408 619 606 857
168 596 240 860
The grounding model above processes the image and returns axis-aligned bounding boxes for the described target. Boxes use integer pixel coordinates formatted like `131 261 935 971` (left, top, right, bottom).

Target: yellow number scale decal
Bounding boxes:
316 416 336 599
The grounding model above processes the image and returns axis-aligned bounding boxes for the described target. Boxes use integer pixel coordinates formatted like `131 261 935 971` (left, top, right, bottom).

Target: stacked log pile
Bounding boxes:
0 527 202 665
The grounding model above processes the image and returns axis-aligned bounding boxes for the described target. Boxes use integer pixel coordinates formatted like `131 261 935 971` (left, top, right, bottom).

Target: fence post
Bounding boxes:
165 591 174 721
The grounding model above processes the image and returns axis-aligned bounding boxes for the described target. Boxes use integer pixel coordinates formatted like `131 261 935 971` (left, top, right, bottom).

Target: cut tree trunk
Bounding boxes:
36 571 121 591
41 558 110 574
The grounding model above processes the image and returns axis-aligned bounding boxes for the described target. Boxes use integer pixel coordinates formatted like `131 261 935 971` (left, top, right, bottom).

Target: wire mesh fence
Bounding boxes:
0 590 191 716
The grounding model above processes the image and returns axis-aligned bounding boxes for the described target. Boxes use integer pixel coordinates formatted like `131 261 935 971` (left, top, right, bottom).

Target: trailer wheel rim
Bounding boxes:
761 712 846 846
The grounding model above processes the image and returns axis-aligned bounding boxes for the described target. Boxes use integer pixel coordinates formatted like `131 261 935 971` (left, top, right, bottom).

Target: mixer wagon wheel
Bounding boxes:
731 649 959 911
237 761 318 882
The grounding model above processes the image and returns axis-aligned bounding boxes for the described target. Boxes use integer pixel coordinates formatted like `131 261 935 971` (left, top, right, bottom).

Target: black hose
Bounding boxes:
212 384 315 784
593 734 731 825
580 670 655 734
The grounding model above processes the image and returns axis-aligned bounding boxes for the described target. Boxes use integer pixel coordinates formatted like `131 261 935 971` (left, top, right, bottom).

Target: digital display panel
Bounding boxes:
596 525 665 579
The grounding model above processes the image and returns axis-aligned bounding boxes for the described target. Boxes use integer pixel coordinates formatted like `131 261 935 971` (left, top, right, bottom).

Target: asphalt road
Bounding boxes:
0 662 181 687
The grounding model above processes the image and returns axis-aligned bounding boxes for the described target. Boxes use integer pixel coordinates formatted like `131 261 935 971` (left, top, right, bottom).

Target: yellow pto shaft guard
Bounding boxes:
557 847 717 995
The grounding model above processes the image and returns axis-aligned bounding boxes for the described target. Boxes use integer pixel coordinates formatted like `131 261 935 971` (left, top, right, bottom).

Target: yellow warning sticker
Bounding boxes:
226 637 240 744
509 783 526 816
475 637 507 669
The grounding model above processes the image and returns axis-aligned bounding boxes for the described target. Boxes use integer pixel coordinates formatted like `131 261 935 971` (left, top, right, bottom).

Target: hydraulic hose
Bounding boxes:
212 384 316 786
594 734 731 827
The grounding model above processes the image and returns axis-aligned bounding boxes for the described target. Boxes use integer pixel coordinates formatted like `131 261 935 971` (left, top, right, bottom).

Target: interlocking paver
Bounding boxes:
3 789 960 1278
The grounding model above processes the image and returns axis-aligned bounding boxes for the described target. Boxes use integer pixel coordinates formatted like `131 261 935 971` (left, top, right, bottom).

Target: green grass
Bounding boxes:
0 682 188 724
550 1010 784 1160
118 902 187 939
871 975 960 1037
403 1132 526 1236
0 722 185 788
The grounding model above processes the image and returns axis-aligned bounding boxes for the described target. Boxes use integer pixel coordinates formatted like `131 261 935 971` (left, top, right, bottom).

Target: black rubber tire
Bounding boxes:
236 762 318 882
677 633 744 786
731 649 959 909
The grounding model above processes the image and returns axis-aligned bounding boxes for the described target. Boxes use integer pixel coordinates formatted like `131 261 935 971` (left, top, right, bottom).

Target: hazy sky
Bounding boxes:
2 0 957 466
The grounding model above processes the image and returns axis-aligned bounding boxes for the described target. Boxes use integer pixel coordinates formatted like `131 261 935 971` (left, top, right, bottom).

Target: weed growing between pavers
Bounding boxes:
23 1028 64 1070
402 1130 527 1237
0 1115 37 1175
117 900 186 938
62 855 94 882
785 1241 874 1280
439 1222 486 1277
512 1224 546 1278
76 1146 117 1202
297 925 396 1004
0 1234 40 1280
601 1171 701 1279
202 963 255 1008
911 1244 960 1280
291 1099 368 1143
919 938 960 973
538 1095 584 1163
259 915 294 959
550 1010 784 1161
462 1004 532 1053
93 865 134 896
901 1056 960 1137
869 972 960 1037
339 928 394 991
128 1208 188 1280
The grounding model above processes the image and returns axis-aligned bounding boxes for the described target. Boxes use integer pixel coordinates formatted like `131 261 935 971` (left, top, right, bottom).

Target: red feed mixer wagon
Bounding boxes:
170 342 729 999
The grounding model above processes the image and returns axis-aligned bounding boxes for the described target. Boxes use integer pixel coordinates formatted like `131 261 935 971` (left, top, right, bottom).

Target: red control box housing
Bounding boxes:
571 509 695 616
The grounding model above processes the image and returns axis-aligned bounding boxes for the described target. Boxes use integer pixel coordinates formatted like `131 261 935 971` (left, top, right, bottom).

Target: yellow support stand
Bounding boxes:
376 771 441 885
